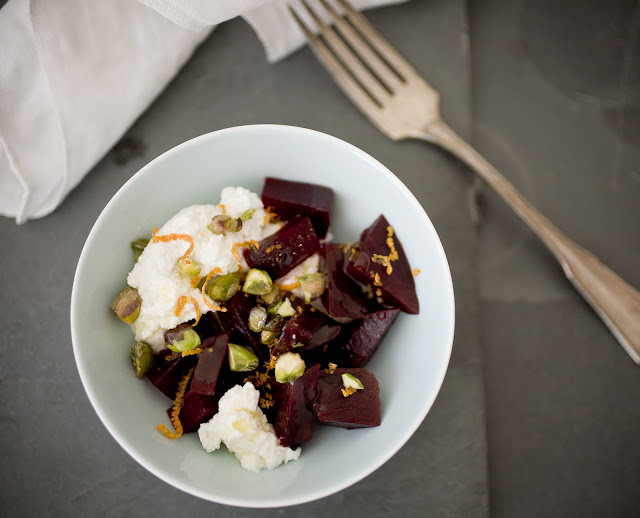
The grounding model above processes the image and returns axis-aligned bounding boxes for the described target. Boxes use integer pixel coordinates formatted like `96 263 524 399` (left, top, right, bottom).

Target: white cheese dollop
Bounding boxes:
198 383 300 472
127 187 278 350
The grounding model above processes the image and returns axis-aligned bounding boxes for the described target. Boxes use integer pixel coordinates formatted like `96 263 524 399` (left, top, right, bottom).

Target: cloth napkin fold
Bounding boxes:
0 0 405 224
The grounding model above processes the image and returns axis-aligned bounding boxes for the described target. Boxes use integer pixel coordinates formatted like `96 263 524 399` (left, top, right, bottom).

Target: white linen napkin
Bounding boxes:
0 0 406 224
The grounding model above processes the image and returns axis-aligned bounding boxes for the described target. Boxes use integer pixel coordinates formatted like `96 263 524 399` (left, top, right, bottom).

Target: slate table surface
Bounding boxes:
1 1 639 517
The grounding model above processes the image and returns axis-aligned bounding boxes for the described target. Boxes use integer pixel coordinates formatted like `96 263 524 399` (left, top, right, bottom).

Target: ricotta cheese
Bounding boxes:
198 383 301 472
127 187 278 350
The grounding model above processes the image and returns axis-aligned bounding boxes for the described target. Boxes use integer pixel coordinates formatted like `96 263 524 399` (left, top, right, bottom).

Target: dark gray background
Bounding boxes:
1 0 639 516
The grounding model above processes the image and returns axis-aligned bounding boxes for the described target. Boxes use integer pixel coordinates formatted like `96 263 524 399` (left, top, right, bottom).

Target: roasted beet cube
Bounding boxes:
271 308 341 357
344 308 399 367
273 364 320 447
347 215 419 314
315 368 381 428
243 217 320 279
189 333 229 396
170 392 219 434
301 324 353 368
216 292 269 361
321 243 378 321
262 177 333 238
146 350 197 399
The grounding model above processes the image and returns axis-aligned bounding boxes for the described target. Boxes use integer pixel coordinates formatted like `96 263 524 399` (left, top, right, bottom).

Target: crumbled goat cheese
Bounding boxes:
127 187 278 350
198 383 300 472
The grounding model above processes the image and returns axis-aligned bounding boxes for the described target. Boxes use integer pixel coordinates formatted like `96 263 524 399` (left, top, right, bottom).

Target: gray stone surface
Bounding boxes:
0 1 489 516
470 0 640 516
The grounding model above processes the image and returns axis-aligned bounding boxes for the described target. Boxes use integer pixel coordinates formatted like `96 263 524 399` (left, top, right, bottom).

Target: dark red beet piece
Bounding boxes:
262 177 333 238
243 217 320 279
189 333 229 396
344 308 399 367
169 392 219 434
146 350 197 399
321 243 378 321
301 324 353 368
273 364 320 447
315 368 381 428
271 308 341 357
346 215 419 314
216 292 269 361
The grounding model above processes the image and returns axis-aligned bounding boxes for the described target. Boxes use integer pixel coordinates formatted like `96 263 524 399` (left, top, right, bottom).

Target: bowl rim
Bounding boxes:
70 124 455 508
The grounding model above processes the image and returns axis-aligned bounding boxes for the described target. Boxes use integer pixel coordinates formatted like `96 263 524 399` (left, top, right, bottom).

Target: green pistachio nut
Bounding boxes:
177 256 201 276
267 300 283 316
260 330 280 346
110 287 142 324
228 343 259 372
207 214 243 236
276 298 296 318
248 306 268 333
166 328 201 353
275 352 306 383
206 272 240 302
260 285 281 305
130 342 154 378
130 238 149 262
298 273 326 304
264 314 284 333
342 373 364 390
240 209 256 221
242 268 273 296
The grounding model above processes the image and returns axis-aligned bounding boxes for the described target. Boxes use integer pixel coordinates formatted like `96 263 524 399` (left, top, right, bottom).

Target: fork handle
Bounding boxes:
418 119 640 363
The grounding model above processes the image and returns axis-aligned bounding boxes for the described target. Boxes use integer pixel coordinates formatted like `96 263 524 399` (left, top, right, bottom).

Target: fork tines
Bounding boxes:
289 0 417 109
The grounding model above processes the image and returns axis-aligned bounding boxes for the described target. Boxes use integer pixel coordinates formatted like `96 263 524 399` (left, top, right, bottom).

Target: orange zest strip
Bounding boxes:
371 225 399 275
201 268 227 312
151 228 195 263
190 296 202 325
341 387 357 398
174 295 188 317
219 204 226 214
412 268 421 277
181 348 202 357
231 240 260 263
276 280 301 292
173 295 201 325
157 366 195 440
190 276 202 287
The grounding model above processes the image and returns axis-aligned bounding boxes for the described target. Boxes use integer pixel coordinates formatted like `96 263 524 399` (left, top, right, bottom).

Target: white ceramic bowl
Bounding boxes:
71 125 454 507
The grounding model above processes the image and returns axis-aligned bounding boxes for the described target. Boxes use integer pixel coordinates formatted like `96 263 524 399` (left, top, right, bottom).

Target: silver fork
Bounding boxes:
289 0 640 363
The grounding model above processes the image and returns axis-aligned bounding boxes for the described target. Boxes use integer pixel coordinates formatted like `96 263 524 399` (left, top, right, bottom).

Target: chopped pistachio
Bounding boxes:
248 306 268 333
240 209 256 221
260 285 281 305
275 352 306 383
228 343 259 372
130 342 153 378
166 326 201 353
242 268 273 296
276 298 296 317
342 373 364 390
130 238 149 262
177 256 201 276
267 300 283 316
206 272 240 302
260 330 279 346
207 214 243 236
110 287 142 324
264 314 284 333
298 273 326 304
